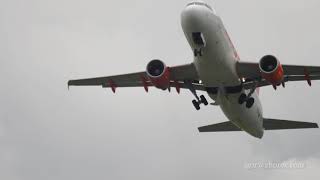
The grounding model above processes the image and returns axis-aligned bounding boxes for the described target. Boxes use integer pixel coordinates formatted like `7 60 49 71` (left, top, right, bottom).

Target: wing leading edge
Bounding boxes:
236 61 320 88
68 63 200 91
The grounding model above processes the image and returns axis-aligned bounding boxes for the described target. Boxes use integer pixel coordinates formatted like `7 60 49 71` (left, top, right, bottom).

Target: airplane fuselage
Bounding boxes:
181 2 264 138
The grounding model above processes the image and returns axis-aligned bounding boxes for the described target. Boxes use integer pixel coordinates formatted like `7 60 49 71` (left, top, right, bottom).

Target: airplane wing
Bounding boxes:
68 61 320 92
236 61 320 88
68 63 205 92
198 118 318 132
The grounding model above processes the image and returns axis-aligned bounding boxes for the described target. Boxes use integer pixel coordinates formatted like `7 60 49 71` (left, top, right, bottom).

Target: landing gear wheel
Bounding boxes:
246 97 255 108
192 100 200 110
200 95 208 106
238 93 247 104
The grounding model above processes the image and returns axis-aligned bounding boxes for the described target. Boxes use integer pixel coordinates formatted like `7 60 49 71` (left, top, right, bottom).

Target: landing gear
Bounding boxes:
192 99 200 110
200 95 208 105
192 32 205 57
185 80 208 110
246 97 255 108
237 79 258 108
238 93 247 104
238 93 255 108
191 95 208 110
194 48 202 57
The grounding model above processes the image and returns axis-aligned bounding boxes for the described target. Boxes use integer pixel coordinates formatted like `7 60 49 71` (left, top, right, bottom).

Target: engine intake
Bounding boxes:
146 59 170 90
259 55 284 86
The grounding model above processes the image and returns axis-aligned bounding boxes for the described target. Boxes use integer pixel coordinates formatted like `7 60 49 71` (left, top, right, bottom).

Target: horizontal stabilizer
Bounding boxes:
263 118 318 130
198 119 318 133
198 121 241 132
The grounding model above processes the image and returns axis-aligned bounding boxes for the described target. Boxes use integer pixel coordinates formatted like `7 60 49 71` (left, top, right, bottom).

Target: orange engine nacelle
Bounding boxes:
259 55 284 86
146 59 170 90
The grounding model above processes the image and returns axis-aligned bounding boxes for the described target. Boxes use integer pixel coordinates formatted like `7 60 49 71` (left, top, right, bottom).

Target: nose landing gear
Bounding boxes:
194 48 203 57
192 32 205 57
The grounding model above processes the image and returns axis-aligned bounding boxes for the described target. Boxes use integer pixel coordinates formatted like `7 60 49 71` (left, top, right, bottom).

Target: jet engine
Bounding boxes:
146 59 170 90
259 55 284 86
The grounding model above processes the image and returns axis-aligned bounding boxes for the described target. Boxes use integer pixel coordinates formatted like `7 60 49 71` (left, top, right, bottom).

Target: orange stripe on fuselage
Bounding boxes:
224 29 260 95
224 29 240 61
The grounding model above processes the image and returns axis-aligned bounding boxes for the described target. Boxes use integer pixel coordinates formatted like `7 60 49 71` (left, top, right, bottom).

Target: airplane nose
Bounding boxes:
181 2 216 31
181 5 207 31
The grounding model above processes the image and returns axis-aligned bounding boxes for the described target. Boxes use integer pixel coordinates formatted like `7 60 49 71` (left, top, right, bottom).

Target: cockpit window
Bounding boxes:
186 1 214 11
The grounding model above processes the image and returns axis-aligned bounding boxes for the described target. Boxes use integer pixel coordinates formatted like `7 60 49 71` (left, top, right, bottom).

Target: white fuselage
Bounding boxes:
181 3 264 138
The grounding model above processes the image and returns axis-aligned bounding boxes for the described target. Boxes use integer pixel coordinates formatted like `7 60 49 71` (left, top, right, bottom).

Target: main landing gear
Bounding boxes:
192 95 208 110
238 93 255 108
185 80 208 110
238 80 257 108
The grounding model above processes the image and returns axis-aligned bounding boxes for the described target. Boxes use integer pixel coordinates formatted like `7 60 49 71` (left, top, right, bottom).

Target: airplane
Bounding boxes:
68 1 319 138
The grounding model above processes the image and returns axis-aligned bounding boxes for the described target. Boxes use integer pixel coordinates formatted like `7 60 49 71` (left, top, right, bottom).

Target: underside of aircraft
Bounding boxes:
68 1 319 138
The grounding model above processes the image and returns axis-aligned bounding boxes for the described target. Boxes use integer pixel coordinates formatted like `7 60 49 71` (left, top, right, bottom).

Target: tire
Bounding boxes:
238 93 247 104
246 97 255 108
192 99 200 110
200 95 208 105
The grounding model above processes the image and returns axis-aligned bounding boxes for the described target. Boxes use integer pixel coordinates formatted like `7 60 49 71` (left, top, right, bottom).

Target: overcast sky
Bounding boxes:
1 0 320 179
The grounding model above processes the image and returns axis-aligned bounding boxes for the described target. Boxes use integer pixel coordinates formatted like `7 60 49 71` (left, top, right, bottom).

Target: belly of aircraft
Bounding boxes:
181 5 264 138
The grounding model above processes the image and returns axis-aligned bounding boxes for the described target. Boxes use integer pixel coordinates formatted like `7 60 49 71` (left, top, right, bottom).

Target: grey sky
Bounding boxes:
1 0 320 179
